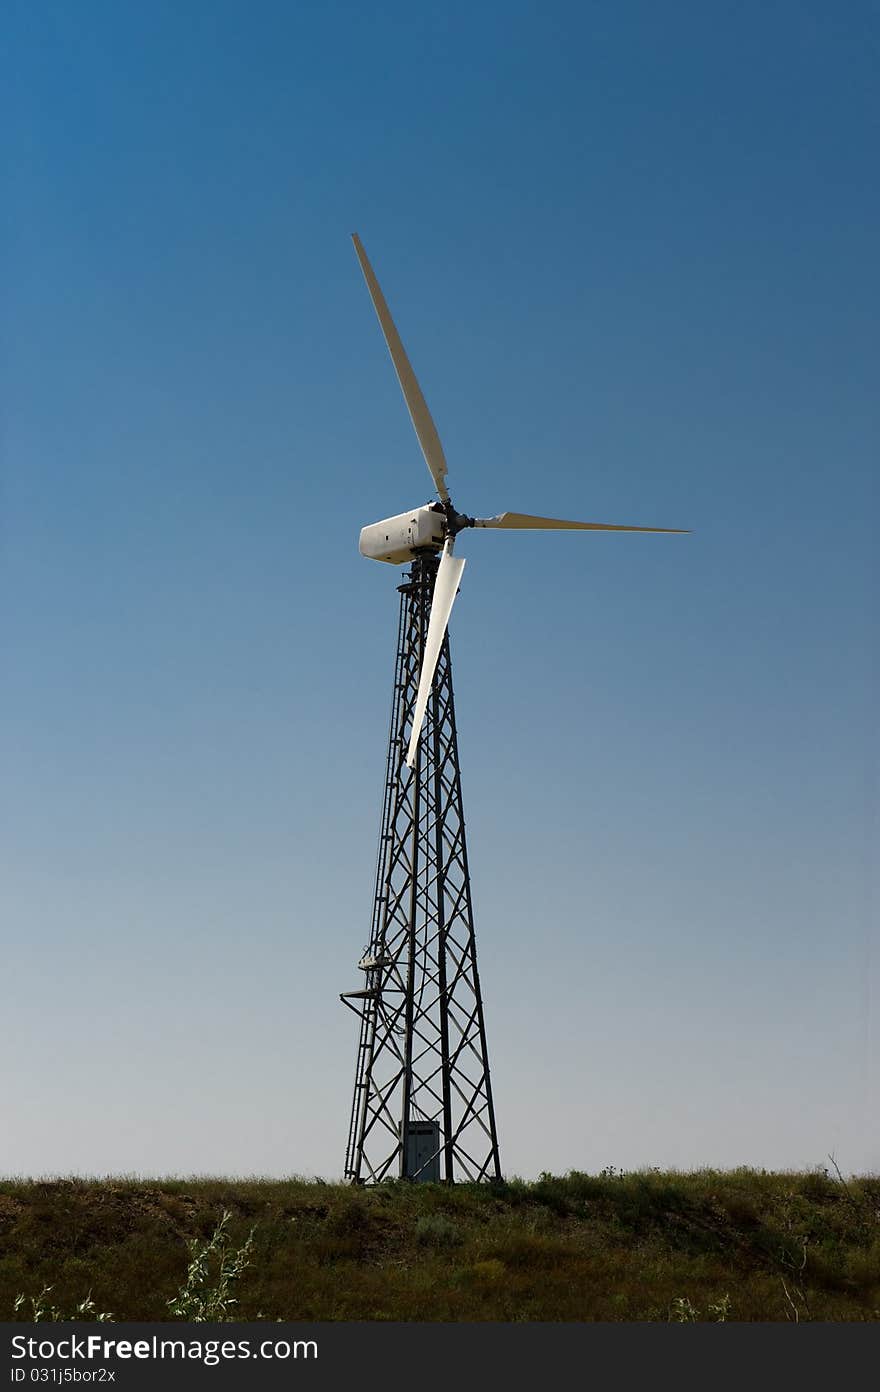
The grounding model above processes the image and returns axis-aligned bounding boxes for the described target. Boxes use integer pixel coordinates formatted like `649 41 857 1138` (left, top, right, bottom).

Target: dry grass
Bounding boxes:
1 1167 878 1322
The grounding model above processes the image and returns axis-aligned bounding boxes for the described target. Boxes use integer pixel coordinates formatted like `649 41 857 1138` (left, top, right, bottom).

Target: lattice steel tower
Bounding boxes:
342 233 687 1183
342 552 501 1183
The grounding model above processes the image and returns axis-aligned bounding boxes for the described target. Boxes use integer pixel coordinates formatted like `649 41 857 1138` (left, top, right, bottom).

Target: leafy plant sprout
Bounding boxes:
166 1210 255 1323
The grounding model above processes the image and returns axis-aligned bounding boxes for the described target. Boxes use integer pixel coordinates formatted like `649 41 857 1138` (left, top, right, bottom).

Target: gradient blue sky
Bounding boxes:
3 1 877 1179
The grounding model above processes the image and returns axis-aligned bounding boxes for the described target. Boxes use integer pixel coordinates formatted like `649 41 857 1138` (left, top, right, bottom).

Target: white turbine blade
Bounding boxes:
352 233 450 504
406 542 465 769
473 512 689 533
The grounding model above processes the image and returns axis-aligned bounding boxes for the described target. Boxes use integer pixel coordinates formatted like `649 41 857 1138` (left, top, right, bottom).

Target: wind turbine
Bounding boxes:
341 234 687 1184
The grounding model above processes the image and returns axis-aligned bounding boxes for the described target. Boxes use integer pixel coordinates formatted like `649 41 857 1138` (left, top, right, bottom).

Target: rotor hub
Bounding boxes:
442 500 474 538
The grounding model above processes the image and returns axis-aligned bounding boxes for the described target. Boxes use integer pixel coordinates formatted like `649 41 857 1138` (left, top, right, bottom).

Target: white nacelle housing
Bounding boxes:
359 505 446 565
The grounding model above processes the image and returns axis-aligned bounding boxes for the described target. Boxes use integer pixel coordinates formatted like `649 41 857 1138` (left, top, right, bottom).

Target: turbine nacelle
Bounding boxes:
359 504 446 565
359 499 478 565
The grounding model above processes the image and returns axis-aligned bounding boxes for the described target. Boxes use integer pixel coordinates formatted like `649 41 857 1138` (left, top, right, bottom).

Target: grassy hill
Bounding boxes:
2 1168 878 1322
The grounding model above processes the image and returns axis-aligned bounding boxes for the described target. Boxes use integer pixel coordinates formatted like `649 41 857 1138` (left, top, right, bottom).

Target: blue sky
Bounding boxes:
3 1 877 1178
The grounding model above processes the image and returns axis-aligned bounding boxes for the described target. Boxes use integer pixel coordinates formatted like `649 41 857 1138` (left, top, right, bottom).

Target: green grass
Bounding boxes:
1 1168 878 1321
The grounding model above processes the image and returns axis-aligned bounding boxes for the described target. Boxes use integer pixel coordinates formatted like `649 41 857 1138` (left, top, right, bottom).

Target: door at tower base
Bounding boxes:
405 1120 441 1181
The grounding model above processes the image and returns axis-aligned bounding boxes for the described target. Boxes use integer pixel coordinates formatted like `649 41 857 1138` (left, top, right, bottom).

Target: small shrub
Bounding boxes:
708 1294 732 1321
414 1214 462 1248
670 1295 699 1322
670 1293 731 1322
166 1211 254 1322
800 1170 834 1203
13 1288 113 1322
